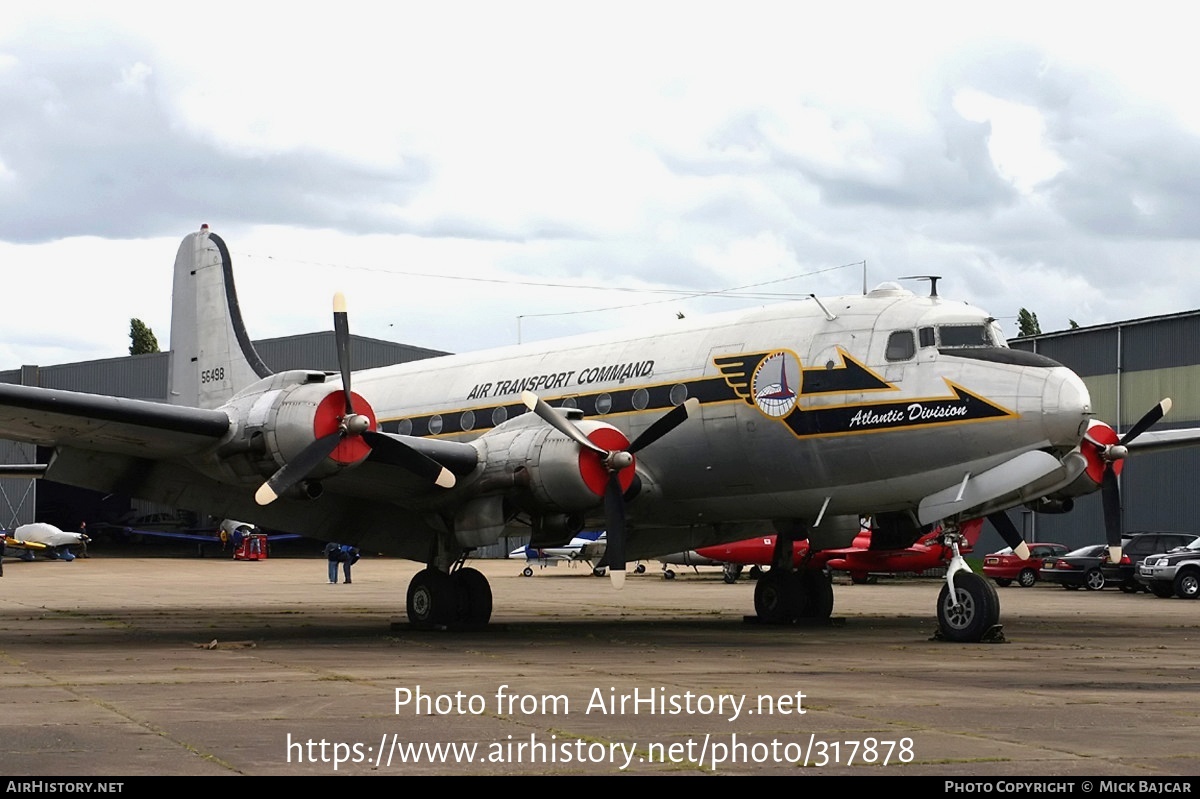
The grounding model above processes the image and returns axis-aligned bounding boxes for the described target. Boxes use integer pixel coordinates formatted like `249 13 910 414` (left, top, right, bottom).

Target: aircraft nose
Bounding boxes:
1043 367 1092 448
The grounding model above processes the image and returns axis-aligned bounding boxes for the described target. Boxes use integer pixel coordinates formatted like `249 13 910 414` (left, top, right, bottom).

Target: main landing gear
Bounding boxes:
934 525 1001 643
406 562 493 629
752 568 835 624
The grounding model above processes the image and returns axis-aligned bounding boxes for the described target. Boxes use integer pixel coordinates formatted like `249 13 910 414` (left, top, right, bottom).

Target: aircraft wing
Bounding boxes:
0 383 230 457
2 537 48 553
1126 427 1200 455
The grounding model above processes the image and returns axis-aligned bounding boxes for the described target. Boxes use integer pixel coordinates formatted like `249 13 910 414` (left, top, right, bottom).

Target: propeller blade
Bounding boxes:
629 398 699 453
986 511 1029 561
333 293 354 415
1101 466 1123 562
521 391 606 455
603 475 626 589
255 432 343 505
1120 398 1172 446
362 431 456 488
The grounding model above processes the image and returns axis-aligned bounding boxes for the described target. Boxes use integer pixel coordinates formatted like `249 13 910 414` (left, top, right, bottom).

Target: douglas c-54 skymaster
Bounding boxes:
0 226 1191 642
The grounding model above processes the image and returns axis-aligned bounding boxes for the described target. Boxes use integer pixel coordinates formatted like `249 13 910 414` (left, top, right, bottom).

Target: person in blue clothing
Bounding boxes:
323 541 343 584
339 544 360 584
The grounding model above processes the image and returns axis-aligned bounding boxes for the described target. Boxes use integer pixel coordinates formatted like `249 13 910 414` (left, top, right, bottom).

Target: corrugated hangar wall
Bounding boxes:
1009 310 1200 553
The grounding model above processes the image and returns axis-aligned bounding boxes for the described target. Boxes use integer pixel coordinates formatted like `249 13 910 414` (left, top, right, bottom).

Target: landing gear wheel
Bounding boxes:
798 569 834 620
722 563 744 584
850 573 878 585
407 568 454 627
663 569 676 580
1174 570 1200 599
522 566 533 577
754 571 803 624
1151 582 1176 598
451 567 493 626
936 572 1000 643
592 566 607 577
1017 569 1037 588
1084 568 1105 591
634 563 646 574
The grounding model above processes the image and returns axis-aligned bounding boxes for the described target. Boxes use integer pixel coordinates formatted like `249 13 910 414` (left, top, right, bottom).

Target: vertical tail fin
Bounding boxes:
167 225 273 409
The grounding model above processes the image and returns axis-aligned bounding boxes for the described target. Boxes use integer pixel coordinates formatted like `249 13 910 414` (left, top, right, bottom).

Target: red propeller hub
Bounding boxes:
578 427 636 496
313 390 377 464
1082 420 1124 483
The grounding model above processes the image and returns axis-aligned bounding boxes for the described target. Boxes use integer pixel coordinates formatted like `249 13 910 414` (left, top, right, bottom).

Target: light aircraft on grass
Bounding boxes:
0 226 1192 641
657 518 984 584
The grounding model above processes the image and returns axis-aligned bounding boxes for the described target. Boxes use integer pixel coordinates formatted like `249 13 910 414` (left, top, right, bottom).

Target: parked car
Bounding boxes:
1039 544 1110 591
983 543 1069 587
1137 537 1200 599
1102 531 1200 593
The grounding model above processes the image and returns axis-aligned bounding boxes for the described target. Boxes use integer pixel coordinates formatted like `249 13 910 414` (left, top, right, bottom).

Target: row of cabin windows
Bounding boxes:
886 324 995 362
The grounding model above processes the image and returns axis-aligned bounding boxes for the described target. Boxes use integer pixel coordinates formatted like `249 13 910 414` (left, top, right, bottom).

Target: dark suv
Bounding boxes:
1137 537 1200 598
1103 531 1200 593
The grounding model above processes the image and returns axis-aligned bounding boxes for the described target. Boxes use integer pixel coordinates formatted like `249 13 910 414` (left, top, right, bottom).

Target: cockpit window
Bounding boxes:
938 324 993 348
919 327 936 347
885 330 915 361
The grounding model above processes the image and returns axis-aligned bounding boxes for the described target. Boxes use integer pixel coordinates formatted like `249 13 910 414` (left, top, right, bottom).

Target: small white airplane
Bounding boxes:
508 530 613 577
3 523 90 561
0 226 1193 640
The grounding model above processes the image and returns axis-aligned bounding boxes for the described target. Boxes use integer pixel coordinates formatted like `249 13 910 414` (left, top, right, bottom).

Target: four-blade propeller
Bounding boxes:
1082 399 1172 562
522 391 699 588
255 294 454 505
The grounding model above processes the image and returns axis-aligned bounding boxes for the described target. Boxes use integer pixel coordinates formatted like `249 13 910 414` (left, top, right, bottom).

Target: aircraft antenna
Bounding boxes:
899 275 941 298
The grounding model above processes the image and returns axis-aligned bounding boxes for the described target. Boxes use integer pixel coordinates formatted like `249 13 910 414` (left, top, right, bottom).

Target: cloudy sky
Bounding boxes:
3 2 1200 368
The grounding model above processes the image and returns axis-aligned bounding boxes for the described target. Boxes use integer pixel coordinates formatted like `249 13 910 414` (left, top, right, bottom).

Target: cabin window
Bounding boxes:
938 324 992 348
491 407 508 426
460 410 475 431
885 330 915 361
632 388 650 411
395 419 413 436
669 383 688 406
919 327 936 347
595 393 613 414
428 414 443 435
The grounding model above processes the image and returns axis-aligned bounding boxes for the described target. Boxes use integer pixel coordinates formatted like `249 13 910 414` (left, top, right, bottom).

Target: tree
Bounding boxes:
1016 308 1041 337
129 318 160 355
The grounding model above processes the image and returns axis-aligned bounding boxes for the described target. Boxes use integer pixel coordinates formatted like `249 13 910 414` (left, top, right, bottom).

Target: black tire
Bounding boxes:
634 563 646 574
850 574 878 585
1150 582 1176 599
663 569 676 580
798 569 834 619
592 567 607 577
522 566 533 577
936 572 1000 643
1017 569 1038 588
407 568 454 626
1174 569 1200 600
451 567 493 626
1084 568 1106 591
994 578 1013 587
754 571 801 624
1118 581 1141 594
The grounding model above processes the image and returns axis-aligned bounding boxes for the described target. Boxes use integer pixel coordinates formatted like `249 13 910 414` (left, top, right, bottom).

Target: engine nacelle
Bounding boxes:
474 412 634 516
214 370 376 487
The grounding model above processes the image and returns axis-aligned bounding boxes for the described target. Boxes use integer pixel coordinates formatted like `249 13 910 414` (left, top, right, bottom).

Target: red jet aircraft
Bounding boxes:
659 518 984 585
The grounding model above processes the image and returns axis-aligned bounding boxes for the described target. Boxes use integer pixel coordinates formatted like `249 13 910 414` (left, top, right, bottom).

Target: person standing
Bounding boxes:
323 541 342 584
78 522 90 558
0 531 6 577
